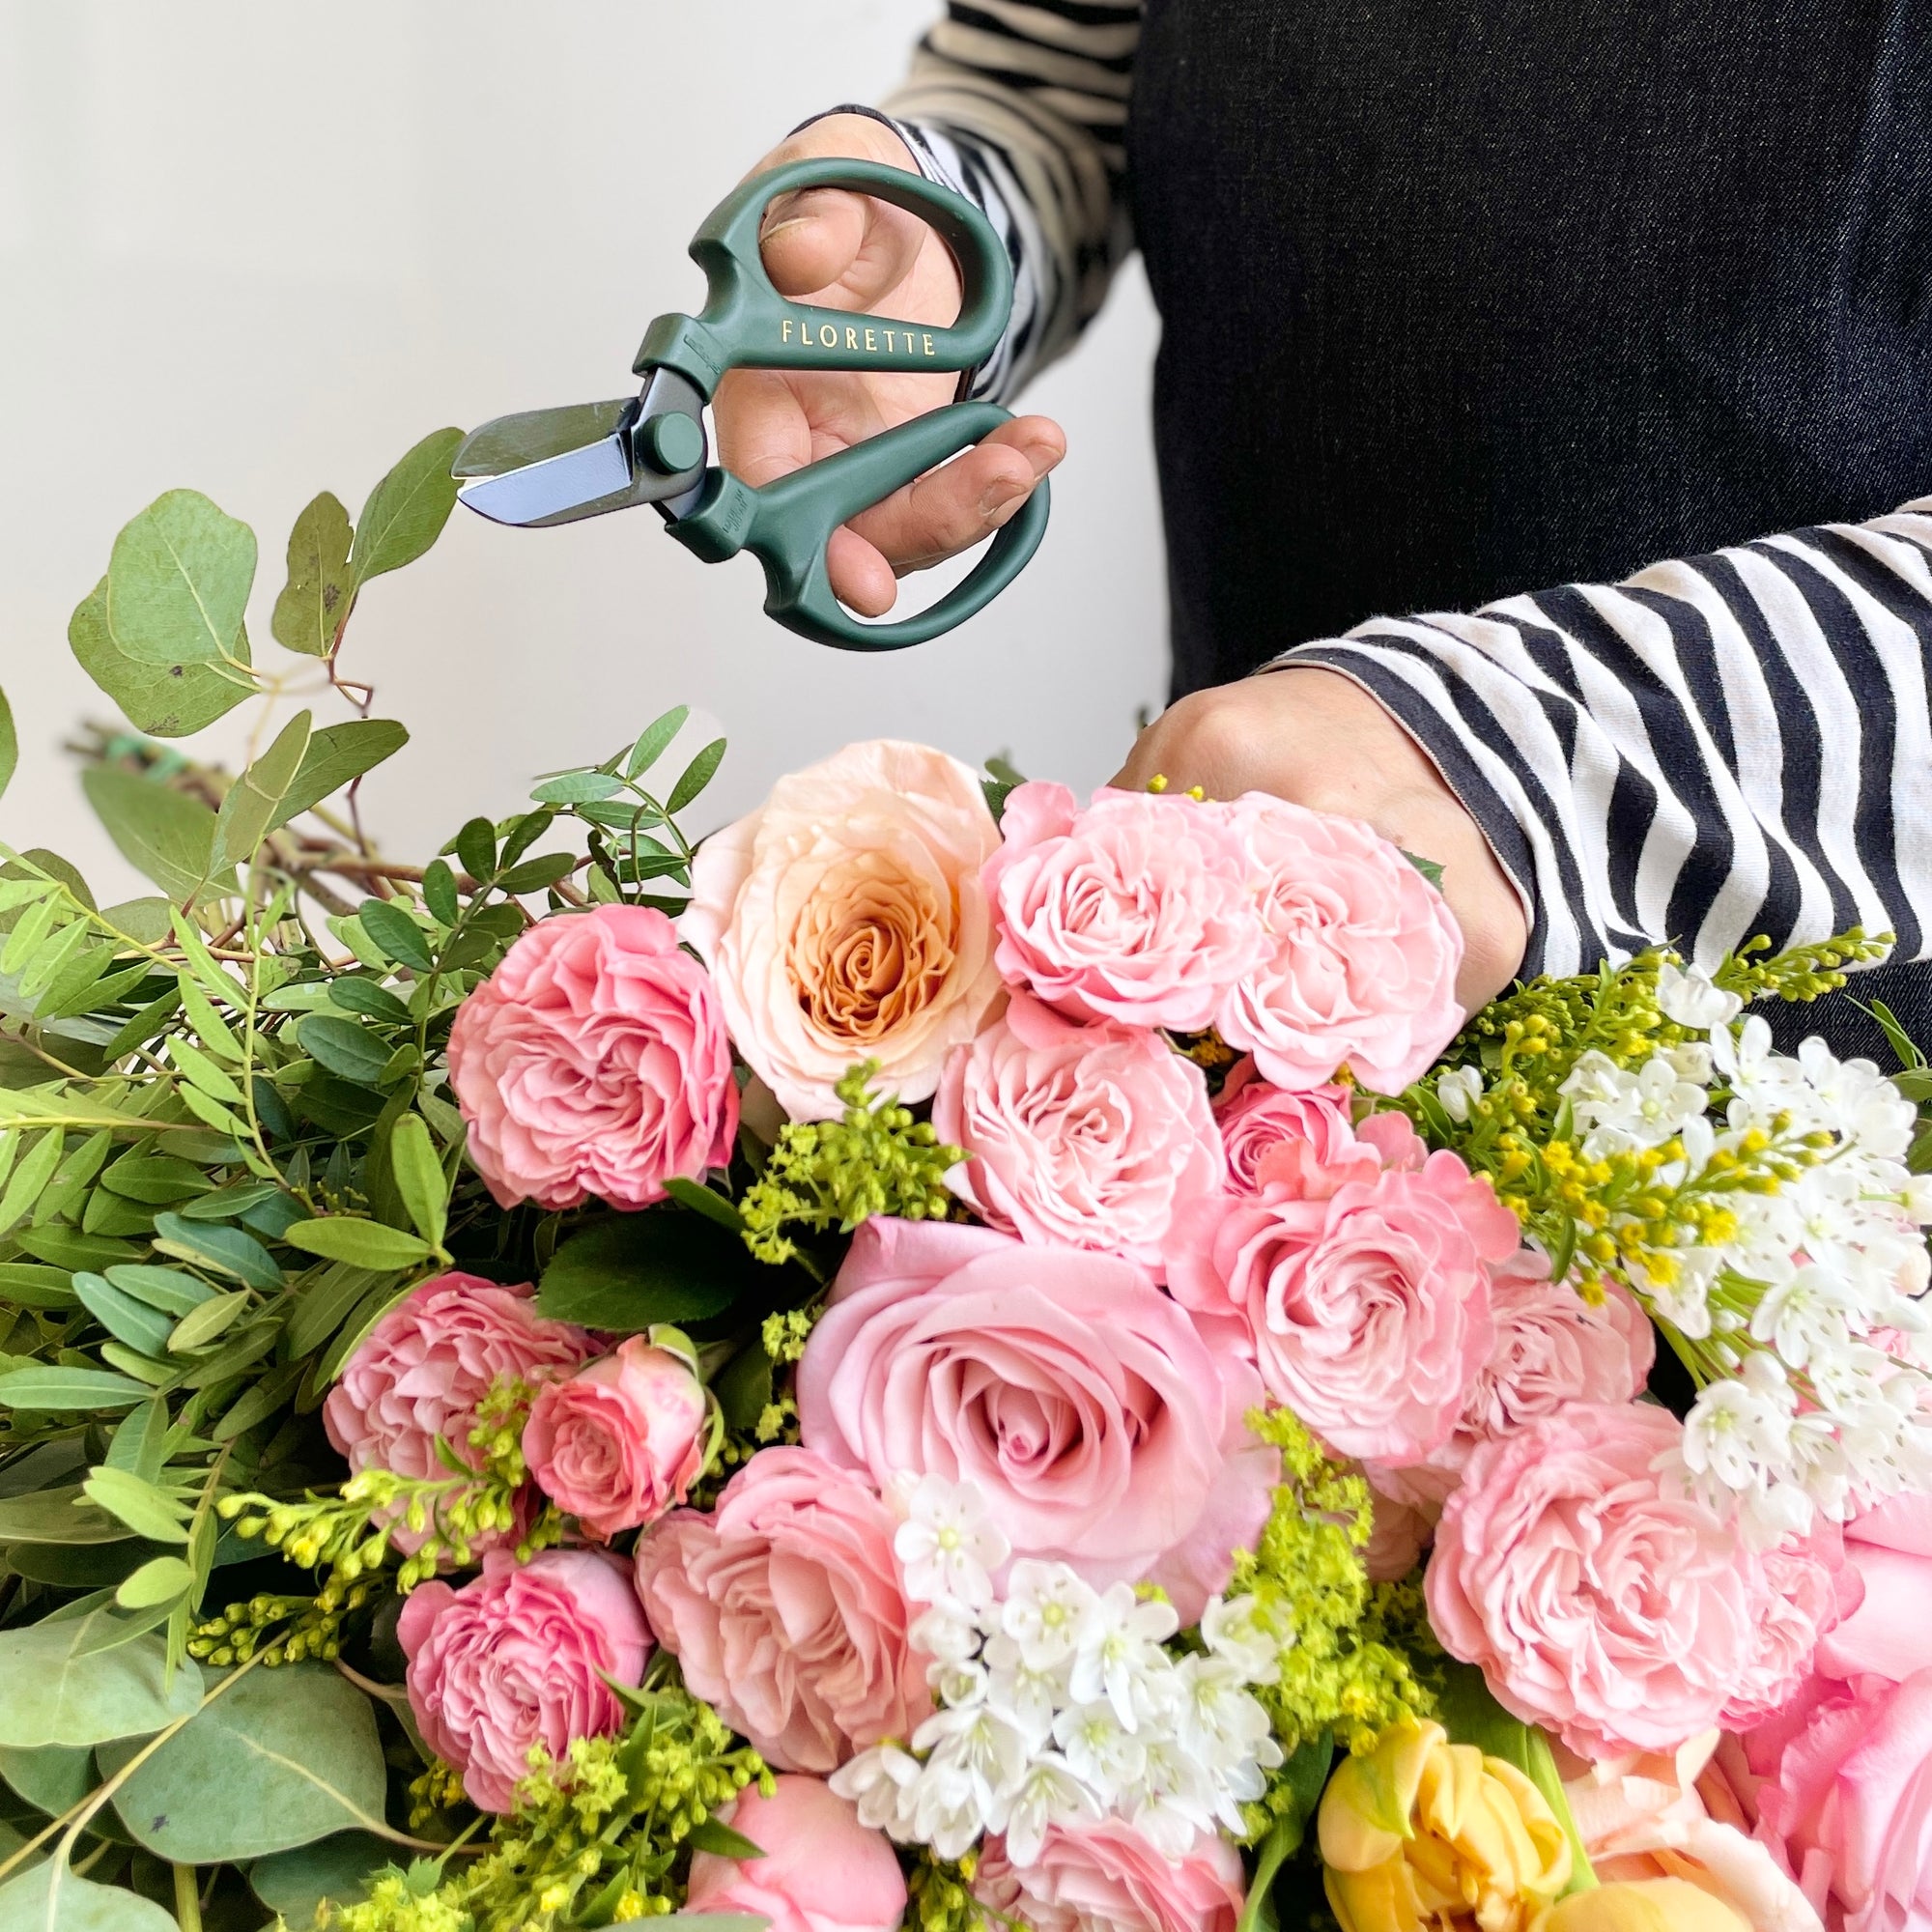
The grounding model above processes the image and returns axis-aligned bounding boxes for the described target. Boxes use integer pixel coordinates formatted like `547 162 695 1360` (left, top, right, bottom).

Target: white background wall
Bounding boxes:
0 1 1167 895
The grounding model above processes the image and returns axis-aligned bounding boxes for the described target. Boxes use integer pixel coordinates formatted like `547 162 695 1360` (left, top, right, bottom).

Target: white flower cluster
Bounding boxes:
830 1475 1284 1866
1563 962 1932 1542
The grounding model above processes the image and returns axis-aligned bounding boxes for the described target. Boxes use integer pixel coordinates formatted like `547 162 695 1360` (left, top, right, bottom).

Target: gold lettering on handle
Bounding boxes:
845 326 859 350
883 328 897 352
865 327 877 352
781 319 793 344
818 323 838 348
923 331 935 355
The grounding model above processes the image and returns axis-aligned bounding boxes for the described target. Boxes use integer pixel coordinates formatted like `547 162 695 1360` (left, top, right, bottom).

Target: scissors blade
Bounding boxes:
457 435 637 528
453 399 635 478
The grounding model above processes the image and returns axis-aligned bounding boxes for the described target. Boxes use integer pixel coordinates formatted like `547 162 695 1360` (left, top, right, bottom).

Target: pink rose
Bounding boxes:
1362 1477 1435 1582
1214 1060 1359 1192
1210 792 1464 1094
1368 1251 1655 1511
796 1217 1275 1623
1722 1525 1861 1730
681 739 1004 1121
982 782 1265 1032
323 1273 593 1549
522 1337 708 1541
1813 1491 1932 1685
637 1446 931 1774
977 1819 1245 1932
1426 1402 1758 1757
447 903 737 1210
931 991 1224 1271
1166 1137 1514 1463
683 1776 907 1932
397 1548 649 1812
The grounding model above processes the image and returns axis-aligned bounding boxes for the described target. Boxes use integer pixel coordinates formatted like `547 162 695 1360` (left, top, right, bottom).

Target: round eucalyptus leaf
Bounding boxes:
248 1830 393 1925
0 1614 202 1748
0 1861 177 1931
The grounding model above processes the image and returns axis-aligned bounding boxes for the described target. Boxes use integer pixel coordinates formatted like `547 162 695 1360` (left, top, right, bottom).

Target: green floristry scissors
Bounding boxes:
451 158 1050 651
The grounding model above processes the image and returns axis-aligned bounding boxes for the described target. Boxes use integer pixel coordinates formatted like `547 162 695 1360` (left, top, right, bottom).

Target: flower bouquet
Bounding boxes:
0 440 1929 1932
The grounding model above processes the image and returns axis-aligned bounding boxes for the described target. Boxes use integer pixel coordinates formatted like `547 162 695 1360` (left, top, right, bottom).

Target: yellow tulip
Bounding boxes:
1318 1720 1573 1932
1534 1879 1749 1932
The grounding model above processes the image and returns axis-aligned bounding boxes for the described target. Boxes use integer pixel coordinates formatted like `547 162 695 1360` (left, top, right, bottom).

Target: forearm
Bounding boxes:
1272 499 1932 978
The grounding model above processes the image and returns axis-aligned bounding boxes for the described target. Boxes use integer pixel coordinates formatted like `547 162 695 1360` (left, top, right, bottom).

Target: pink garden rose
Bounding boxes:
522 1337 708 1541
447 903 737 1210
931 991 1223 1271
1211 792 1464 1094
397 1548 649 1812
977 1818 1246 1932
1165 1132 1514 1463
637 1445 931 1773
1721 1524 1861 1731
1426 1402 1759 1757
683 1776 907 1932
681 739 1004 1121
981 781 1265 1032
1214 1060 1358 1193
1369 1250 1655 1512
323 1273 592 1549
796 1216 1275 1623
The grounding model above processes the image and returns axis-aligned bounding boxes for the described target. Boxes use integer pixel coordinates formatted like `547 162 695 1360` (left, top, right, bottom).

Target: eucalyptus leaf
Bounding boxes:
0 1613 201 1747
249 1831 393 1926
99 1662 387 1861
78 768 230 901
0 1861 179 1931
68 581 252 739
350 427 465 583
271 490 356 658
283 1218 433 1270
270 720 409 834
0 1741 95 1817
104 490 256 668
213 709 312 869
536 1212 753 1329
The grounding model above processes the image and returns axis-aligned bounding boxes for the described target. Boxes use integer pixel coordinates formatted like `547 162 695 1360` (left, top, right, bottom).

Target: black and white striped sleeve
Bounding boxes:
1271 501 1932 979
832 3 1141 400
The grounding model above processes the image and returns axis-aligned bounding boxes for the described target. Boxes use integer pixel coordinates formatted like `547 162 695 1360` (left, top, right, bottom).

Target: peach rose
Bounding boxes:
931 990 1224 1271
977 1818 1245 1932
681 739 1004 1121
796 1216 1274 1623
683 1777 907 1932
982 781 1266 1032
397 1548 649 1813
637 1445 931 1774
1427 1403 1759 1757
1212 792 1464 1094
446 903 738 1210
522 1337 709 1541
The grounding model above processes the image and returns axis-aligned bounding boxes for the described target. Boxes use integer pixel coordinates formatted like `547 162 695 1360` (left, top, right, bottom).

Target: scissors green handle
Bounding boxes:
640 157 1048 651
454 157 1049 653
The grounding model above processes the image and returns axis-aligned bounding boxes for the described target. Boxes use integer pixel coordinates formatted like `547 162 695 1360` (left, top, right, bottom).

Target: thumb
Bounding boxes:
758 183 907 303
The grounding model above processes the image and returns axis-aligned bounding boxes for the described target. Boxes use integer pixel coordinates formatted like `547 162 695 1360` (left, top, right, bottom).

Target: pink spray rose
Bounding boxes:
683 1776 907 1932
1426 1402 1759 1758
977 1818 1246 1932
931 991 1224 1271
1368 1250 1655 1512
981 781 1266 1032
447 903 737 1210
323 1273 593 1549
637 1445 931 1774
681 739 1004 1122
1165 1131 1514 1463
1721 1524 1861 1730
397 1548 649 1812
1211 792 1464 1094
1214 1059 1359 1193
522 1337 708 1541
796 1216 1275 1623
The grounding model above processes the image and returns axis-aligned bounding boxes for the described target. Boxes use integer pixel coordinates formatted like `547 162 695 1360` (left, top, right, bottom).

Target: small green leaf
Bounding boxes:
270 719 409 834
71 1273 175 1356
0 1262 78 1307
0 1129 66 1238
174 977 242 1060
0 1486 128 1545
213 708 312 869
497 809 553 870
530 770 624 806
82 1466 190 1544
249 1831 394 1927
497 853 577 895
0 686 15 803
105 489 257 668
69 579 253 739
388 1113 447 1248
666 737 726 814
296 1013 393 1086
104 1397 170 1481
151 1211 283 1291
99 1155 214 1206
166 1035 243 1106
355 898 434 973
420 859 459 925
271 490 356 657
626 706 690 779
284 1262 391 1358
327 977 412 1026
663 1176 744 1232
1235 1734 1333 1932
1403 848 1446 890
350 426 465 583
453 815 497 883
682 1818 765 1860
80 766 229 900
115 1554 194 1609
0 1366 150 1409
167 1291 250 1353
284 1218 434 1269
713 1341 773 1435
537 1212 753 1329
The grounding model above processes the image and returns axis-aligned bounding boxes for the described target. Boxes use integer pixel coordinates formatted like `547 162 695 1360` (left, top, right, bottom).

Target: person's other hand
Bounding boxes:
716 114 1065 617
1113 668 1529 1011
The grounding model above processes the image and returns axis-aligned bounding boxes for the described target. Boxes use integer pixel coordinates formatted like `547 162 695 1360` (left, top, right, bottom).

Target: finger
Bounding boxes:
826 526 900 617
712 367 823 489
846 417 1065 571
759 186 933 312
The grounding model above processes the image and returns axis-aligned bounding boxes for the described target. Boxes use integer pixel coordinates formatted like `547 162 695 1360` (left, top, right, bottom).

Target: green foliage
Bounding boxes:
349 429 465 585
0 686 15 804
535 1214 756 1329
738 1062 963 1265
0 1861 179 1931
106 491 257 671
273 492 357 658
251 1832 396 1927
78 767 227 901
0 1616 202 1747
